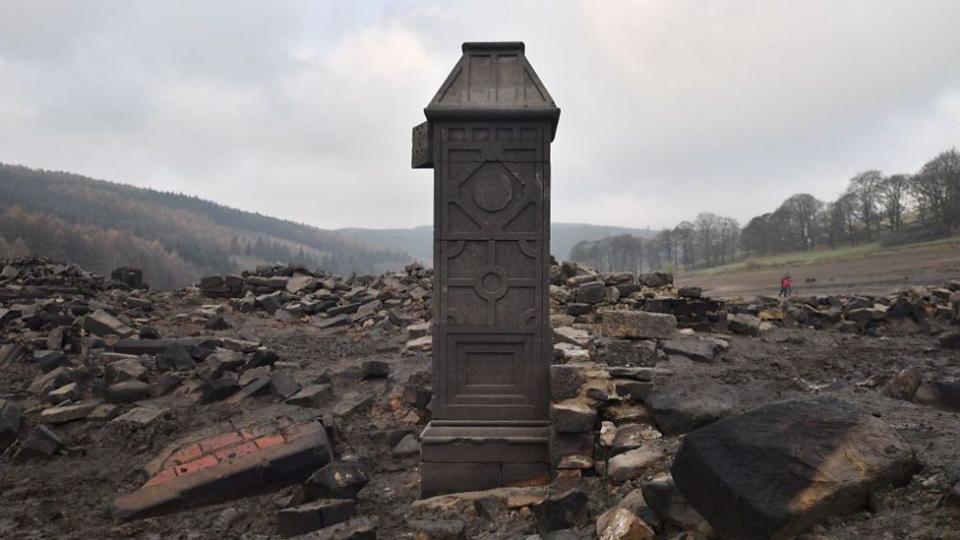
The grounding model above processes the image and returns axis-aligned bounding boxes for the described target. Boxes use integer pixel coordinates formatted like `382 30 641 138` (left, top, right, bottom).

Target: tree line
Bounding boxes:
570 148 960 273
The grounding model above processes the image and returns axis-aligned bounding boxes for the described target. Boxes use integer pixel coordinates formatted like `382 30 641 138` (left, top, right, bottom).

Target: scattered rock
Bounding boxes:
305 461 371 501
392 434 420 457
535 486 589 533
277 499 356 538
671 397 919 540
608 445 666 482
600 310 677 340
726 313 761 335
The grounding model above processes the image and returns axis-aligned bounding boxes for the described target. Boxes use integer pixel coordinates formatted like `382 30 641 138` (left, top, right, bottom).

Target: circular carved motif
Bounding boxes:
475 265 509 300
472 169 513 212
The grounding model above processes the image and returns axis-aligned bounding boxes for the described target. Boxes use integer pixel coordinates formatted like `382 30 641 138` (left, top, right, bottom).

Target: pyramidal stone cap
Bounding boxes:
424 41 560 136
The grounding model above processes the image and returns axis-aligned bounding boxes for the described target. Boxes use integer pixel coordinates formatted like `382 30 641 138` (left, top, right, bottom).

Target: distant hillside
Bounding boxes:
337 223 656 263
0 164 411 288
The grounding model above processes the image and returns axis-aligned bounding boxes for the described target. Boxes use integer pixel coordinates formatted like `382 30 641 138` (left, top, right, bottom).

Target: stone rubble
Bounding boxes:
1 256 958 537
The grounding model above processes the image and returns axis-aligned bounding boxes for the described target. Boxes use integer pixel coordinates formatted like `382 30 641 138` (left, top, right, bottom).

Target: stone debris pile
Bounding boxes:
550 261 725 331
198 262 432 335
735 280 960 349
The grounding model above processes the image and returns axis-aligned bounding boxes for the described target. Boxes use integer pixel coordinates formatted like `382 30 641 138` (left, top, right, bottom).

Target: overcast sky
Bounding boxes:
1 1 959 230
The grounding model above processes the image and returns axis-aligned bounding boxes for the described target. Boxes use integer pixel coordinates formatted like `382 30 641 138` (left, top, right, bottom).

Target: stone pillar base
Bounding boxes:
419 421 551 498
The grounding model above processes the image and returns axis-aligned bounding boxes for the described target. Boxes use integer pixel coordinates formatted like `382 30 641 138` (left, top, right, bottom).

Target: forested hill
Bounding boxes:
0 164 411 289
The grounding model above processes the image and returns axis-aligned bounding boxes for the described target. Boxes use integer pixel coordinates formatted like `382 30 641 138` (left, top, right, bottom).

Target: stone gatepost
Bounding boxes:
412 42 560 497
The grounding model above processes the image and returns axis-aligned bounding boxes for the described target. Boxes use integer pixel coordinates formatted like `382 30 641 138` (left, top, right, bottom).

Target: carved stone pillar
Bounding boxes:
412 42 560 497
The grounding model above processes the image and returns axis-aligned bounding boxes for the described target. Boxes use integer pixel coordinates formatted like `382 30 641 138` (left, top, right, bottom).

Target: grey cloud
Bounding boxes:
0 0 958 230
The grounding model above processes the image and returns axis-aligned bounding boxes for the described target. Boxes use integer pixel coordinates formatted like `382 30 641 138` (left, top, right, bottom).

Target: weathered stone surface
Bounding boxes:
200 372 241 403
727 313 761 335
392 433 420 457
596 506 655 540
608 445 666 482
550 364 589 401
576 281 606 304
82 309 135 338
40 400 101 424
659 338 726 363
112 421 333 520
913 381 960 412
553 326 592 347
156 344 197 371
610 424 662 455
596 488 660 539
597 339 658 368
271 374 302 399
640 475 707 531
15 425 64 460
600 310 676 340
287 384 334 408
671 397 918 540
305 461 370 501
940 331 960 350
36 351 67 373
277 499 356 538
112 406 167 427
360 360 390 379
106 380 152 403
410 519 466 540
550 401 597 433
0 399 23 450
645 386 735 435
535 486 589 533
885 367 921 400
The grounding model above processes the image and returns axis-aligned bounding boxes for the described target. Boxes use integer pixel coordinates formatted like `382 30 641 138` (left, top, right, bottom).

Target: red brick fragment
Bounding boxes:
214 441 258 462
254 434 285 449
143 467 179 488
176 454 219 476
165 443 202 468
198 431 244 453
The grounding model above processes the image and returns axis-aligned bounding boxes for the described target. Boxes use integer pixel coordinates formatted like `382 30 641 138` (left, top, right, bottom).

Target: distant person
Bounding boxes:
779 274 792 298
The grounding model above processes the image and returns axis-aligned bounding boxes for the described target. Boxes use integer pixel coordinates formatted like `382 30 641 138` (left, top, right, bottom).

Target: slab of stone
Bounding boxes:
608 445 666 482
644 386 735 436
405 335 432 351
0 399 23 450
270 375 302 399
600 310 676 340
305 461 370 501
596 488 660 539
48 381 81 403
40 400 101 424
360 360 390 379
112 406 168 427
550 363 591 401
277 499 356 537
14 425 64 461
106 380 152 403
913 381 960 412
287 384 334 408
392 433 420 457
409 519 466 540
671 397 918 540
659 338 726 363
640 475 708 532
112 421 333 520
534 486 589 533
940 331 960 350
550 401 597 433
82 309 135 338
553 326 592 347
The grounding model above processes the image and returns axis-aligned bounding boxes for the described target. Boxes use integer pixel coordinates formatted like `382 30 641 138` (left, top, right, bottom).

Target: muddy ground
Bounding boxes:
2 289 959 539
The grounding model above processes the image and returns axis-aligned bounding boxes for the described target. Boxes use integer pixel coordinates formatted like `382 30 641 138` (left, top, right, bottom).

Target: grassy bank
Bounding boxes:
689 235 960 277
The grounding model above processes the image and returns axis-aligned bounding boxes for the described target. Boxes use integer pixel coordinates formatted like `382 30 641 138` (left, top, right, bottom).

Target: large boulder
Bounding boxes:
600 310 676 340
672 397 918 540
644 385 736 436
